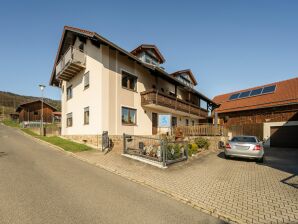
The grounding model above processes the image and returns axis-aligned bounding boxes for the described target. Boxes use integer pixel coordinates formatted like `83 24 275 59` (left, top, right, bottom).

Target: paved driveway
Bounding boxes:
0 124 224 224
77 144 298 224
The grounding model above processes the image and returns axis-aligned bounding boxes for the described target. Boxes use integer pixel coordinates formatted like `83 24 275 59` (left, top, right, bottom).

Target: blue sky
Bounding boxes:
0 0 297 100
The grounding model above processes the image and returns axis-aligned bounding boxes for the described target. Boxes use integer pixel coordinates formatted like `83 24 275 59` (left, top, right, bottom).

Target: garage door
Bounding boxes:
270 125 298 148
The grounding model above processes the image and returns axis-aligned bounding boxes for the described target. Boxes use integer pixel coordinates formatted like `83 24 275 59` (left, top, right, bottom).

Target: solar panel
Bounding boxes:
250 88 262 96
228 85 276 101
239 91 251 98
229 93 240 100
262 85 276 94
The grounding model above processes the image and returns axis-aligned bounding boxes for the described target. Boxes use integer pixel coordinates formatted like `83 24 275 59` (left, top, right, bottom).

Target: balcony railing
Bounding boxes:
55 46 86 81
141 89 208 118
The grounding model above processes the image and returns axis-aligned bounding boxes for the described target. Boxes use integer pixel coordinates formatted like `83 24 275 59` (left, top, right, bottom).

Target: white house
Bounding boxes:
49 26 217 146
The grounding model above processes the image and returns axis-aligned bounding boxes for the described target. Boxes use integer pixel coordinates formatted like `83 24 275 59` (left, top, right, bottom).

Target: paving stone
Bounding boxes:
76 147 298 224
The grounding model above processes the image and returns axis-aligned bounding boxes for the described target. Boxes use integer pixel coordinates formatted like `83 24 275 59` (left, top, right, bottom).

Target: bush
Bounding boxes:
166 143 182 160
188 143 198 156
195 137 210 150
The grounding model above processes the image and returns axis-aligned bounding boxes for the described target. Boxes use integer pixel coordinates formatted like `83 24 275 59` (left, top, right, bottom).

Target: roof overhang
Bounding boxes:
49 26 218 108
171 69 198 86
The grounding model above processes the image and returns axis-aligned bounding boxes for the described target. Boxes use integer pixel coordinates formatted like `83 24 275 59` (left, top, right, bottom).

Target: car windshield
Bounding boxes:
231 136 257 143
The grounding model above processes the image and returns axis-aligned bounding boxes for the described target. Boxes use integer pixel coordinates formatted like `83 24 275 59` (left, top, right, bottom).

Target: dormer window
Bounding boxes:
171 69 198 88
131 44 165 66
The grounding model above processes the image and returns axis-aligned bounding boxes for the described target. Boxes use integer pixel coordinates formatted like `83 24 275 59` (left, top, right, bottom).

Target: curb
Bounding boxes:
16 127 240 224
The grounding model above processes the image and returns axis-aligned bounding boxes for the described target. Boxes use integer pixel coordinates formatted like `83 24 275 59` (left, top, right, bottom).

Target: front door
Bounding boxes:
152 113 158 135
172 116 177 127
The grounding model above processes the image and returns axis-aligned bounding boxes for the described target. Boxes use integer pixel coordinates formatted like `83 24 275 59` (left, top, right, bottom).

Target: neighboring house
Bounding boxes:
9 113 19 121
49 26 217 145
16 100 58 123
213 77 298 147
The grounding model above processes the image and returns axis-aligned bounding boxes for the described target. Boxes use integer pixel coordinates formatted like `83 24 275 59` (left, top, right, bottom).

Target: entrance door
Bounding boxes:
152 113 158 135
172 117 177 127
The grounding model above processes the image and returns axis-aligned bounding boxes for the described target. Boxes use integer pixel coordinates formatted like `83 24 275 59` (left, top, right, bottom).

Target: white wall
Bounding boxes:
61 39 200 137
61 38 102 135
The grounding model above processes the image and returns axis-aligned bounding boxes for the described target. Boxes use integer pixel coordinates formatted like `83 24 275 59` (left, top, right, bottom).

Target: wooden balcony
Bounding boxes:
55 46 86 81
141 89 208 118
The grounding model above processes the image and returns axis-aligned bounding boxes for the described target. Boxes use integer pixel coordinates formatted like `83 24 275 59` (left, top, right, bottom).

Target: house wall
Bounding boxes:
61 38 102 135
218 104 298 127
61 39 203 145
217 104 298 140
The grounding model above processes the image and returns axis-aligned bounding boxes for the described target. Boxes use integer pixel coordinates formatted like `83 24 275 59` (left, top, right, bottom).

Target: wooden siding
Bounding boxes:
18 102 55 123
218 104 298 127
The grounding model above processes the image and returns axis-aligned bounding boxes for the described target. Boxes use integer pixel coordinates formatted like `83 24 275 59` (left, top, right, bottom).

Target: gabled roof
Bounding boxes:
130 44 165 64
213 77 298 113
16 100 58 112
171 69 198 86
49 26 217 106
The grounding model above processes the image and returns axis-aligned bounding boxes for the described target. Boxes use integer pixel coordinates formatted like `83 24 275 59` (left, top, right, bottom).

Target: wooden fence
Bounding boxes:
173 124 228 137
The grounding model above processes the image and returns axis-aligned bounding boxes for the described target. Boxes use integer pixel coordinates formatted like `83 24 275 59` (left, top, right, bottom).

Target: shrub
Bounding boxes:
166 143 181 160
188 143 198 157
195 137 210 150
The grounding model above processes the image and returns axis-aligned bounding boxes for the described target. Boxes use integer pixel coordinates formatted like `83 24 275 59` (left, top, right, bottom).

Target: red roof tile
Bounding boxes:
213 77 298 113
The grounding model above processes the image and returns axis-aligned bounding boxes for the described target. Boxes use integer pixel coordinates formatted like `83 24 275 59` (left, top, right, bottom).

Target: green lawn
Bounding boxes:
2 119 19 128
21 128 91 152
1 120 91 153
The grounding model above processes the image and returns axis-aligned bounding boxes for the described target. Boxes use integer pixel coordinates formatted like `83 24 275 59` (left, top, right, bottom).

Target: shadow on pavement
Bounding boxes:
217 147 298 189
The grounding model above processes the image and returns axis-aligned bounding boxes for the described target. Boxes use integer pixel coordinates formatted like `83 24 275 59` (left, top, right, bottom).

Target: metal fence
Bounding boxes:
123 134 188 167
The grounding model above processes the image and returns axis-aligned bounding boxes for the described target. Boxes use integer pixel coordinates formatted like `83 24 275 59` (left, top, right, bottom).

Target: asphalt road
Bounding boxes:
0 124 224 224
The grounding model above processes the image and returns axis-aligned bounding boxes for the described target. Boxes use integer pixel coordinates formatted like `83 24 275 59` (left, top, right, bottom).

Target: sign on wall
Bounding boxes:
158 114 171 128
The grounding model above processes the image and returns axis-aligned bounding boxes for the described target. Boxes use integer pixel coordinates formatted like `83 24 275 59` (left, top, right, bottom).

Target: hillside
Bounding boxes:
0 91 61 115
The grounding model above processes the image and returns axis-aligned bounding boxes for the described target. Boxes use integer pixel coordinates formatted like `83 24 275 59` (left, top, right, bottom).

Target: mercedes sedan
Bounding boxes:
224 136 264 162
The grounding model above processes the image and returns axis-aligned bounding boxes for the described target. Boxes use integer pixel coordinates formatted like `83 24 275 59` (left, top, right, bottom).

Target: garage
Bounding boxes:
270 125 298 148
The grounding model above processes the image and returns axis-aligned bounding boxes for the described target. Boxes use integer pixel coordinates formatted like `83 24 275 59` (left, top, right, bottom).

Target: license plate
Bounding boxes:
235 145 250 150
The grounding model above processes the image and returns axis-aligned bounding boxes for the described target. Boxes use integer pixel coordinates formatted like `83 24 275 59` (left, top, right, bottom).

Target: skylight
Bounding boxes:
228 85 276 101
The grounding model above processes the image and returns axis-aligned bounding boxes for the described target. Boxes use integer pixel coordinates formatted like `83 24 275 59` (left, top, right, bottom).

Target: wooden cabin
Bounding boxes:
16 100 58 123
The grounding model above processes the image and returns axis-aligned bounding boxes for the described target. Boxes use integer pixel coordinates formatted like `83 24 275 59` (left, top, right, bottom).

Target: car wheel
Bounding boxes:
257 157 264 163
224 154 230 159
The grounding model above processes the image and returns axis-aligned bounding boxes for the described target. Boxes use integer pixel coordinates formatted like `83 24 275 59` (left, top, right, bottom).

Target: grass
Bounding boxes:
2 119 19 128
1 119 91 153
21 128 91 152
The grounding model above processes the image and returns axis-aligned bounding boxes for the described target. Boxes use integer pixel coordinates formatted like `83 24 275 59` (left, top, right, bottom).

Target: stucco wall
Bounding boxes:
61 39 201 137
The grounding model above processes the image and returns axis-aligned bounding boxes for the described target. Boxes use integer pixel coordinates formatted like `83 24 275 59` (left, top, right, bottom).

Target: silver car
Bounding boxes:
224 136 264 162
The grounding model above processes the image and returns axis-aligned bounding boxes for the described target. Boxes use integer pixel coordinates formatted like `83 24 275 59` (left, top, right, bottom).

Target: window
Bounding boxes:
186 119 189 126
34 111 38 115
200 99 208 110
192 120 195 126
122 107 136 125
250 88 262 96
231 136 257 143
84 72 90 89
66 113 73 127
262 85 276 94
84 107 89 125
67 86 72 100
122 71 137 91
